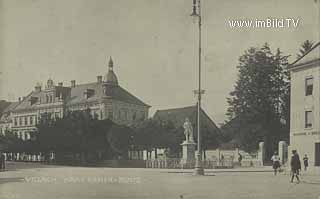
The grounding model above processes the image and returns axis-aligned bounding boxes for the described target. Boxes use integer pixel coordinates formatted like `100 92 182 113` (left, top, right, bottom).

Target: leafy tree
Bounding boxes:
36 109 133 164
107 124 132 159
226 43 290 158
0 130 30 153
132 119 182 158
297 40 314 58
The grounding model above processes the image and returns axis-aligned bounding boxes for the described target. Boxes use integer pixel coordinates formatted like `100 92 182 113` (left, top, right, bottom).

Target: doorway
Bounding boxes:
315 143 320 166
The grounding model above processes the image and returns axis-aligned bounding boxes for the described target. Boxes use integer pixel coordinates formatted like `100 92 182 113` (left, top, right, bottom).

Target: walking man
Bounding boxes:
290 150 301 183
303 154 309 171
238 153 242 166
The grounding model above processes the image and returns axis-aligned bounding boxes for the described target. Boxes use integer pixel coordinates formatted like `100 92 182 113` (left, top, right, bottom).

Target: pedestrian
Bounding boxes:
271 151 281 175
0 152 3 171
0 152 5 171
290 150 301 183
303 154 309 171
238 153 242 166
220 154 225 166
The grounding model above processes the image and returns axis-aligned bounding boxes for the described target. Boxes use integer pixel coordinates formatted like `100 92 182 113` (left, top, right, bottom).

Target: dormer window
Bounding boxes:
30 97 38 105
84 89 95 99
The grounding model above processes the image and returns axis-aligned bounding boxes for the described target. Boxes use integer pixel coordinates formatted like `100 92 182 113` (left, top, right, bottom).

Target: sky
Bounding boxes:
0 0 319 125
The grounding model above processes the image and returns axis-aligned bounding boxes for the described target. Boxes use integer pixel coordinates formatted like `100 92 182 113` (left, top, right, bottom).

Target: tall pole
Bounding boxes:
191 0 204 175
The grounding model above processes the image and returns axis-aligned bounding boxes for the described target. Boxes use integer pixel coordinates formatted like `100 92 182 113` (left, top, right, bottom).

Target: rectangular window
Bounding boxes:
30 116 33 125
24 117 28 125
19 117 22 126
305 111 313 128
305 77 313 96
14 118 18 126
108 111 113 120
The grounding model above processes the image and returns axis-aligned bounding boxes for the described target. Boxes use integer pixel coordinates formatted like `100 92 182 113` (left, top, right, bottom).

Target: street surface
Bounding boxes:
0 162 320 199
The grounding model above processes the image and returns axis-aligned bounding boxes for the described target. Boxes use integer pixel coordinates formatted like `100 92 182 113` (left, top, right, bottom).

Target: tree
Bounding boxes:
297 40 314 58
226 43 290 158
132 119 183 158
0 130 30 153
36 109 132 164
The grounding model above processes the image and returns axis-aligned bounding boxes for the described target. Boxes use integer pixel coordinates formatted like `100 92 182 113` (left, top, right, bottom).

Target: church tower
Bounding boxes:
104 57 118 86
103 57 119 97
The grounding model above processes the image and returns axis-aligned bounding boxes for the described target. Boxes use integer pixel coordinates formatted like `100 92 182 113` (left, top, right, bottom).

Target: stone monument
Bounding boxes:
181 118 196 168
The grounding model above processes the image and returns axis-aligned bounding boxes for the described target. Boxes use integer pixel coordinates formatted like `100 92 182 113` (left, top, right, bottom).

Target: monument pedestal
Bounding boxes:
181 141 196 169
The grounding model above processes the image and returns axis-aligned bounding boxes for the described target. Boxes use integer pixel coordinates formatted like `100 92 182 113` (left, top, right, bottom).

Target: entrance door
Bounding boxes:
315 143 320 166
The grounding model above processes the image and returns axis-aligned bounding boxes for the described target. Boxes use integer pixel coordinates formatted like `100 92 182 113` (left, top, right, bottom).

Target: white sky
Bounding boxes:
0 0 319 125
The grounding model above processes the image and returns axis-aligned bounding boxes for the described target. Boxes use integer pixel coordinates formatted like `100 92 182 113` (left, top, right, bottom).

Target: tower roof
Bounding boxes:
104 57 118 85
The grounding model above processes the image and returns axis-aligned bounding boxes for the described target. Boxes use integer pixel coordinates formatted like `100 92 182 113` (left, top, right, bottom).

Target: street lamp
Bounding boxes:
191 0 205 175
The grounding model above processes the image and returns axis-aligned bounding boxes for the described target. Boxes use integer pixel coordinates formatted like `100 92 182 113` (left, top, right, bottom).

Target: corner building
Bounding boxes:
289 42 320 167
4 57 150 140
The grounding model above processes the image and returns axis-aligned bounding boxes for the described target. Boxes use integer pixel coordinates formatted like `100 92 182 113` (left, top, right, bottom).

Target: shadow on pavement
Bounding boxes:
2 161 61 173
300 180 320 185
0 177 24 185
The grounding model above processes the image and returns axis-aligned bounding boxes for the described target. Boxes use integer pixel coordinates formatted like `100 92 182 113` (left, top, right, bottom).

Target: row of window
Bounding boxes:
14 131 31 140
14 116 36 127
45 94 54 103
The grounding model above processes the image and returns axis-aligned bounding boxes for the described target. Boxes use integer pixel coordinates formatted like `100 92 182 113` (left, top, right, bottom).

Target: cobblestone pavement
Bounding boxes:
0 162 320 199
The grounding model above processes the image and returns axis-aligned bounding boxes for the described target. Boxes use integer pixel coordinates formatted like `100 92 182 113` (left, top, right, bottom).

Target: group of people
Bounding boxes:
0 152 5 171
271 150 309 183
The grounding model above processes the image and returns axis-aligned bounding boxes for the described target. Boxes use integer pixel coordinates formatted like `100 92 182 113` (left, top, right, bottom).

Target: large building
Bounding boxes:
289 42 320 167
0 58 150 140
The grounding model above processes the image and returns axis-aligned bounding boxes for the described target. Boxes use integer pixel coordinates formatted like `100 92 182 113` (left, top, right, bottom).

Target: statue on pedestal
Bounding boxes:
181 117 196 168
183 118 194 142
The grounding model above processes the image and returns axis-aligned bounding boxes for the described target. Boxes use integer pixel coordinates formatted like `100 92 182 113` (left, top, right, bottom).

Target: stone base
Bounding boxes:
181 141 196 168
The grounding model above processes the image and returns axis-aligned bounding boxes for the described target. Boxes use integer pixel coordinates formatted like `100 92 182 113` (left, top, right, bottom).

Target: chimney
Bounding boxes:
58 82 63 87
71 80 76 88
97 76 102 83
35 85 41 92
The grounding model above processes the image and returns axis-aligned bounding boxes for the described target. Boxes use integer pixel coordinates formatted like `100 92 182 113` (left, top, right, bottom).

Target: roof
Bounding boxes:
2 102 19 113
153 105 220 133
67 82 105 105
0 100 12 115
13 90 49 111
0 101 19 122
289 42 320 70
13 82 150 111
67 82 150 107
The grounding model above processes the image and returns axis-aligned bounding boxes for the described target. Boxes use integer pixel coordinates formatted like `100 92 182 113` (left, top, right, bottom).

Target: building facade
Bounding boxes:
289 42 320 167
0 57 150 141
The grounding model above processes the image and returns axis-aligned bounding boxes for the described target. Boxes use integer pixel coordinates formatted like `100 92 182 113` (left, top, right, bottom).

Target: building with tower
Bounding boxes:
0 57 150 140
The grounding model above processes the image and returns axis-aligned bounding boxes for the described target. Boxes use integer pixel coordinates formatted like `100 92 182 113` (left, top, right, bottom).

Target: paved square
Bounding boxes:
1 162 320 199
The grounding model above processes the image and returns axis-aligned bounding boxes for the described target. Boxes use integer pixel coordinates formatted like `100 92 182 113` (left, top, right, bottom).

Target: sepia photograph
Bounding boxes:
0 0 319 198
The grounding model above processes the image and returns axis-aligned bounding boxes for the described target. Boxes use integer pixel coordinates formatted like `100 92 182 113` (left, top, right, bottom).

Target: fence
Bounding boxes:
145 158 234 169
